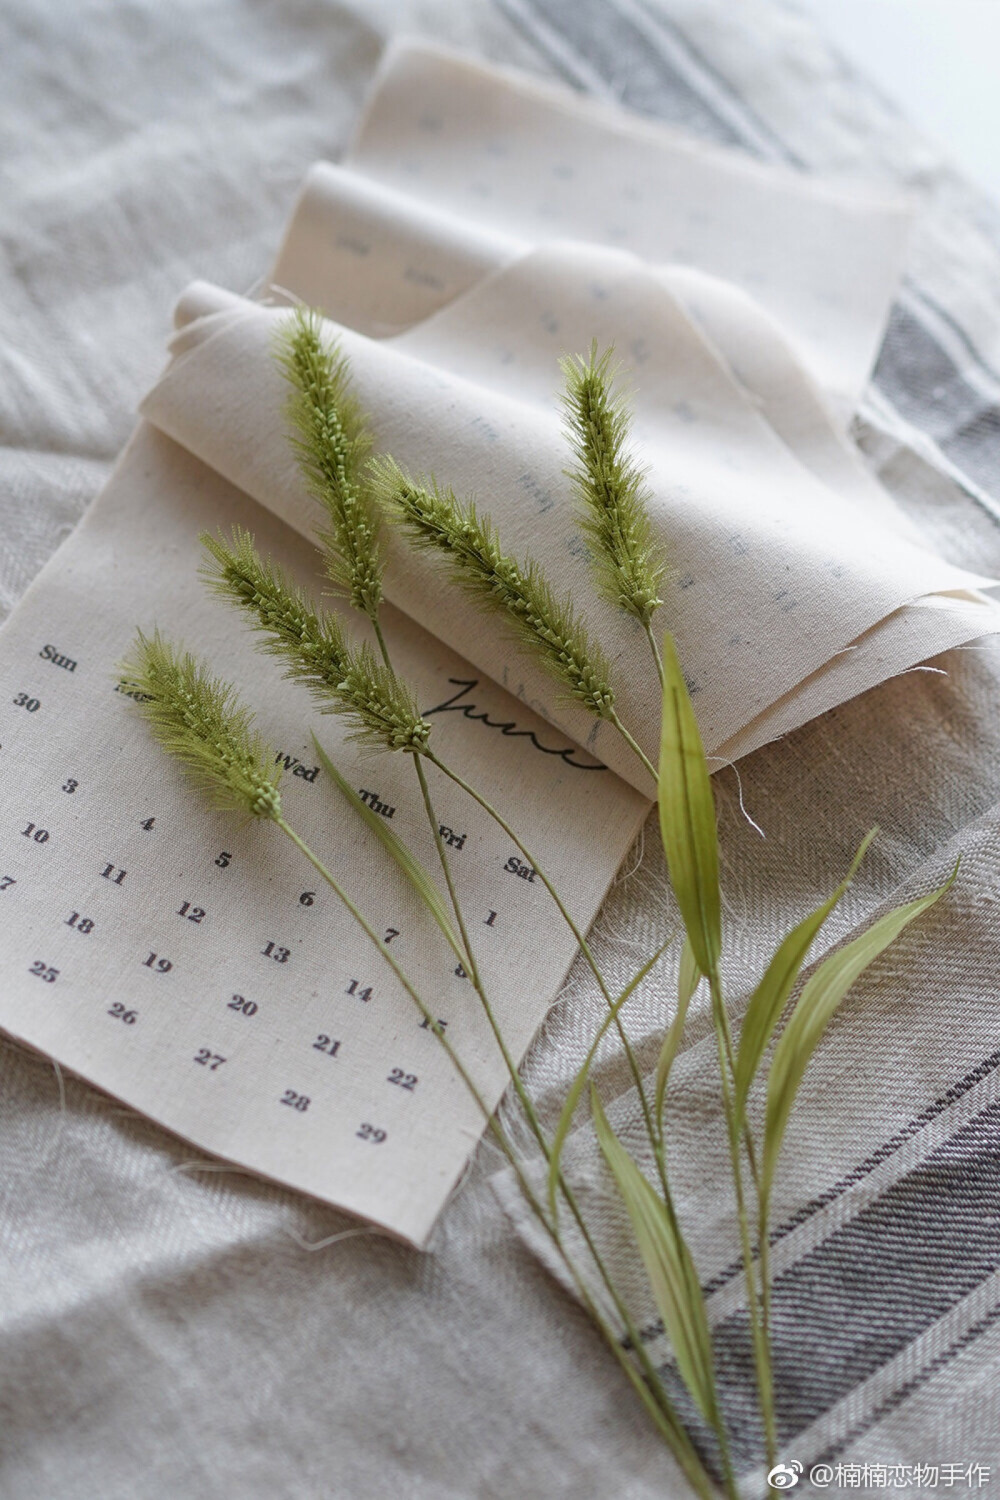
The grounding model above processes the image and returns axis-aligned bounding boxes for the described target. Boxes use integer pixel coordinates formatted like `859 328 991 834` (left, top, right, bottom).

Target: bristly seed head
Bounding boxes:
368 456 617 720
118 630 284 820
200 528 431 755
561 341 664 628
277 306 384 621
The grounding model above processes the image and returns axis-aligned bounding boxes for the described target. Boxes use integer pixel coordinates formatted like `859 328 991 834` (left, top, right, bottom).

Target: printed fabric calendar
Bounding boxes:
0 43 996 1247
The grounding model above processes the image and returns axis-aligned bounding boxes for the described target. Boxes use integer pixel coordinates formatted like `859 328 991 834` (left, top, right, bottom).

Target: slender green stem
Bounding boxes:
414 752 552 1159
561 1175 718 1475
565 1279 720 1497
424 747 670 1198
712 980 776 1468
282 806 570 1272
275 811 719 1494
716 999 768 1202
708 972 776 1471
643 619 666 690
607 707 658 786
275 816 497 1132
700 1361 739 1500
368 623 711 1470
369 614 392 669
757 1187 776 1459
371 614 555 1163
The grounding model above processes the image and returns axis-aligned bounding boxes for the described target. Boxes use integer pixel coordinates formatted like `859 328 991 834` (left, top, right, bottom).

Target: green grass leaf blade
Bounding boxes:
658 634 721 977
762 861 958 1198
654 936 701 1126
547 939 674 1221
733 829 877 1118
592 1088 717 1423
312 735 465 968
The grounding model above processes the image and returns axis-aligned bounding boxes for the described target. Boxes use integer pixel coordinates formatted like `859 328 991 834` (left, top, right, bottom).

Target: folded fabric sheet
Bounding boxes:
146 45 998 791
272 161 917 529
143 255 997 796
346 42 915 409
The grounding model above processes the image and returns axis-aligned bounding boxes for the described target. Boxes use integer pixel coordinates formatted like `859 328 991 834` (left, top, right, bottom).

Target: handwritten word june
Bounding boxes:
423 679 606 771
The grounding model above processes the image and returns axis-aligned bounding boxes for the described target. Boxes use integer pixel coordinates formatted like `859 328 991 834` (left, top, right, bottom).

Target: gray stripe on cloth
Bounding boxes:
494 0 1000 516
811 1295 1000 1467
615 1048 1000 1471
626 0 806 165
697 1099 1000 1465
874 300 1000 514
495 0 748 143
704 1046 1000 1300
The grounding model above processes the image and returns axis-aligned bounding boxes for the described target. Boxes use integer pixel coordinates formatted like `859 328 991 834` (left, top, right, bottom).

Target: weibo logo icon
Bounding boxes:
767 1461 804 1490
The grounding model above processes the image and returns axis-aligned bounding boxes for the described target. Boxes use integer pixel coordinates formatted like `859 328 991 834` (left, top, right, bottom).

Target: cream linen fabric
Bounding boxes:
140 272 993 792
3 3 1000 1498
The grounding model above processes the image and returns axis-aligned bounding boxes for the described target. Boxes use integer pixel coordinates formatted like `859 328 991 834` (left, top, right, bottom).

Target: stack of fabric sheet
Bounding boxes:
3 4 1000 1495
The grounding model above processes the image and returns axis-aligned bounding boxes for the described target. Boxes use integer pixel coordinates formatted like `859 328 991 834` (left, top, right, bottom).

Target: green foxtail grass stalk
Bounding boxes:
369 457 617 720
201 529 428 754
561 342 663 627
277 308 383 620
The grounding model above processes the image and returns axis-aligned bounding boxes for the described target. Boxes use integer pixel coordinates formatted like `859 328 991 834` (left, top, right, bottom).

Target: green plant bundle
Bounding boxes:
123 321 955 1499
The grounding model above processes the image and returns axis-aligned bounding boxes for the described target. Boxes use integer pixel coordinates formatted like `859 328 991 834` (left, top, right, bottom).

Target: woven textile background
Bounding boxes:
2 2 1000 1495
